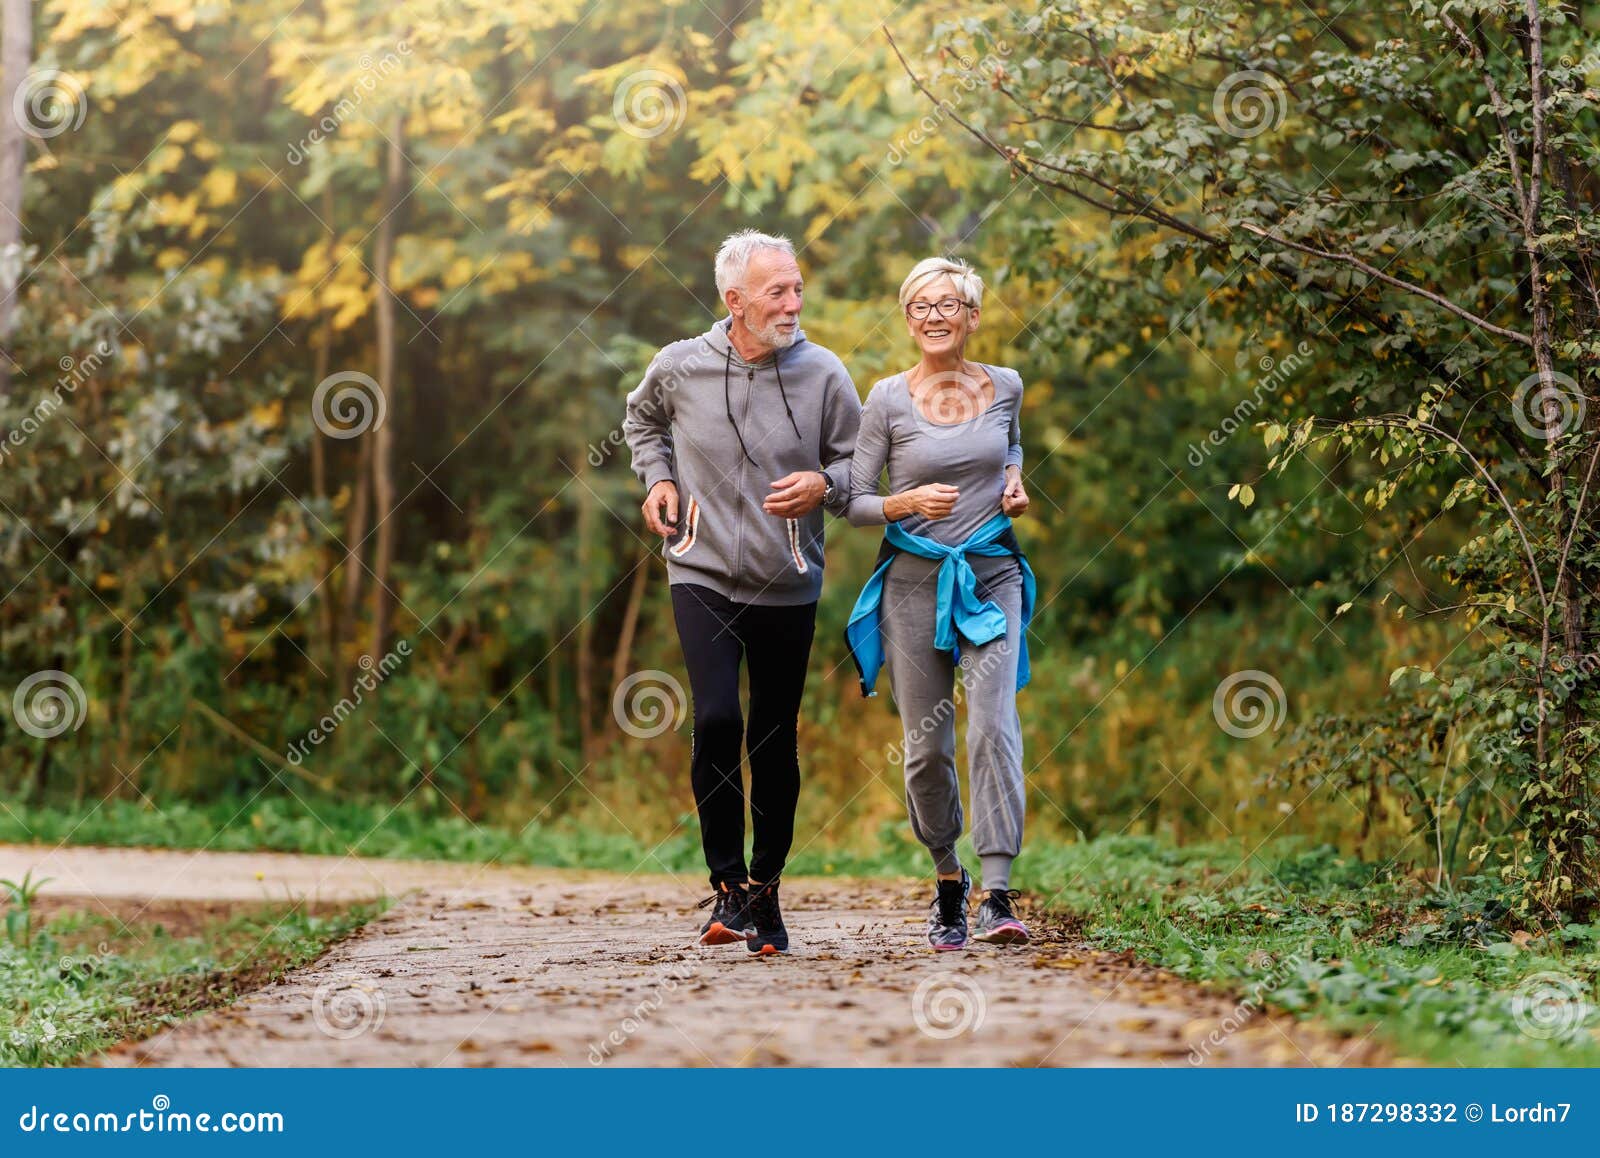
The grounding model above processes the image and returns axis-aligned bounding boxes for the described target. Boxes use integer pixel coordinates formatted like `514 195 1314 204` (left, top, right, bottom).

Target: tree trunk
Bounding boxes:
339 435 372 688
312 184 338 692
1519 1 1592 907
0 0 33 399
369 113 406 661
610 544 651 692
576 449 595 759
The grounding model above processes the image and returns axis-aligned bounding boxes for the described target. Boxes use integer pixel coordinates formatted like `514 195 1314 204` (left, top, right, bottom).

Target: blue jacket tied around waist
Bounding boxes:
844 512 1037 698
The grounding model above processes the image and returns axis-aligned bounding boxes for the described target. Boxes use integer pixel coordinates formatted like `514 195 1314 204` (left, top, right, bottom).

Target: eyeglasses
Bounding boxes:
905 297 968 321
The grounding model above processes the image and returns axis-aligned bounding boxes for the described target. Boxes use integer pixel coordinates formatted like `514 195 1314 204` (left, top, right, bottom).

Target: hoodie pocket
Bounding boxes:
784 517 810 574
668 497 701 558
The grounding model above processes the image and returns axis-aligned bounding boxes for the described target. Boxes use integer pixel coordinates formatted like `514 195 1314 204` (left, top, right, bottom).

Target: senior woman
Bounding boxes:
844 256 1036 951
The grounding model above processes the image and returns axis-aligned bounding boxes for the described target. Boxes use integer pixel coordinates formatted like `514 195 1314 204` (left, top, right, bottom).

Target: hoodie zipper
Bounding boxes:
733 363 755 602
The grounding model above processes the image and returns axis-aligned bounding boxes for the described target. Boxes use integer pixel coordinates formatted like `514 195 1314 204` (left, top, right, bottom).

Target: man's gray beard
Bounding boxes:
750 319 799 350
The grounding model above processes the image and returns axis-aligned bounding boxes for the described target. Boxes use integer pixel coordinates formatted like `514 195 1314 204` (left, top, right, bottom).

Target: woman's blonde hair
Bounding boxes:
897 256 984 309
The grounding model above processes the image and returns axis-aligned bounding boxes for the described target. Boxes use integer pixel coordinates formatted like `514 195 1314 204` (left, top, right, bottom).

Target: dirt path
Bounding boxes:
0 843 1388 1067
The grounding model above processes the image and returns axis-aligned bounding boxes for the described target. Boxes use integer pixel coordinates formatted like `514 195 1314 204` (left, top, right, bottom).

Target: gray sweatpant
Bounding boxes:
879 551 1025 891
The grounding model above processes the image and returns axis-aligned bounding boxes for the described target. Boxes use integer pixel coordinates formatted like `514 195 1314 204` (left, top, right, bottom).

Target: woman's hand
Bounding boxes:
1001 468 1029 517
886 483 959 521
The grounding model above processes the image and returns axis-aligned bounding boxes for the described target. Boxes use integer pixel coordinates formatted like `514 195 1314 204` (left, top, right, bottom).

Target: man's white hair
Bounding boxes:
715 230 796 301
898 256 984 309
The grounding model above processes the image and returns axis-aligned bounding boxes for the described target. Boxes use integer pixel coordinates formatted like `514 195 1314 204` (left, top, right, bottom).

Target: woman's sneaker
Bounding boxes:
746 881 788 954
927 868 971 950
973 888 1029 944
696 881 754 945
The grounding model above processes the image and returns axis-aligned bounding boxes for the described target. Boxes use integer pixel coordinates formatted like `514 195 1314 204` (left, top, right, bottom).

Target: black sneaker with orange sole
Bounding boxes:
696 881 754 946
745 881 788 955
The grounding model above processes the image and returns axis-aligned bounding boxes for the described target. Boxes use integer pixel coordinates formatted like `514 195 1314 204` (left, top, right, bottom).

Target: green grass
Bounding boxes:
1 894 386 1067
0 794 934 879
1017 835 1600 1067
3 795 1597 1066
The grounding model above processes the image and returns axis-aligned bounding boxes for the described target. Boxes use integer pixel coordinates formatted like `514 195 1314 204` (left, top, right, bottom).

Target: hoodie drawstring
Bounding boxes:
772 353 802 440
723 343 802 473
724 346 760 469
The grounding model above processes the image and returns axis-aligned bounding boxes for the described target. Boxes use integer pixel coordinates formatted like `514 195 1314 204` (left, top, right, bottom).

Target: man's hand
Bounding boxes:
642 480 680 536
1001 468 1030 517
763 471 826 518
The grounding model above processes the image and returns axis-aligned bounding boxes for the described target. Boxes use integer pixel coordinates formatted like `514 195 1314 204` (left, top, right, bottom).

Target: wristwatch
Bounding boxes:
819 471 836 504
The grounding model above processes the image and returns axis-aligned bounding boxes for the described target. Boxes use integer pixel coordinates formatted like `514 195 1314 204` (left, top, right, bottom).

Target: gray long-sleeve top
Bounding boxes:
846 364 1024 545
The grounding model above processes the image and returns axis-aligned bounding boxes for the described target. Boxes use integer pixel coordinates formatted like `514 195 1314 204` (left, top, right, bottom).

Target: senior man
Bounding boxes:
623 230 860 954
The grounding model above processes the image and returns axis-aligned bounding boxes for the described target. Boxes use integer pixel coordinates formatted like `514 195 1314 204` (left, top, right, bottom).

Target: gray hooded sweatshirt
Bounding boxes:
623 317 861 605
